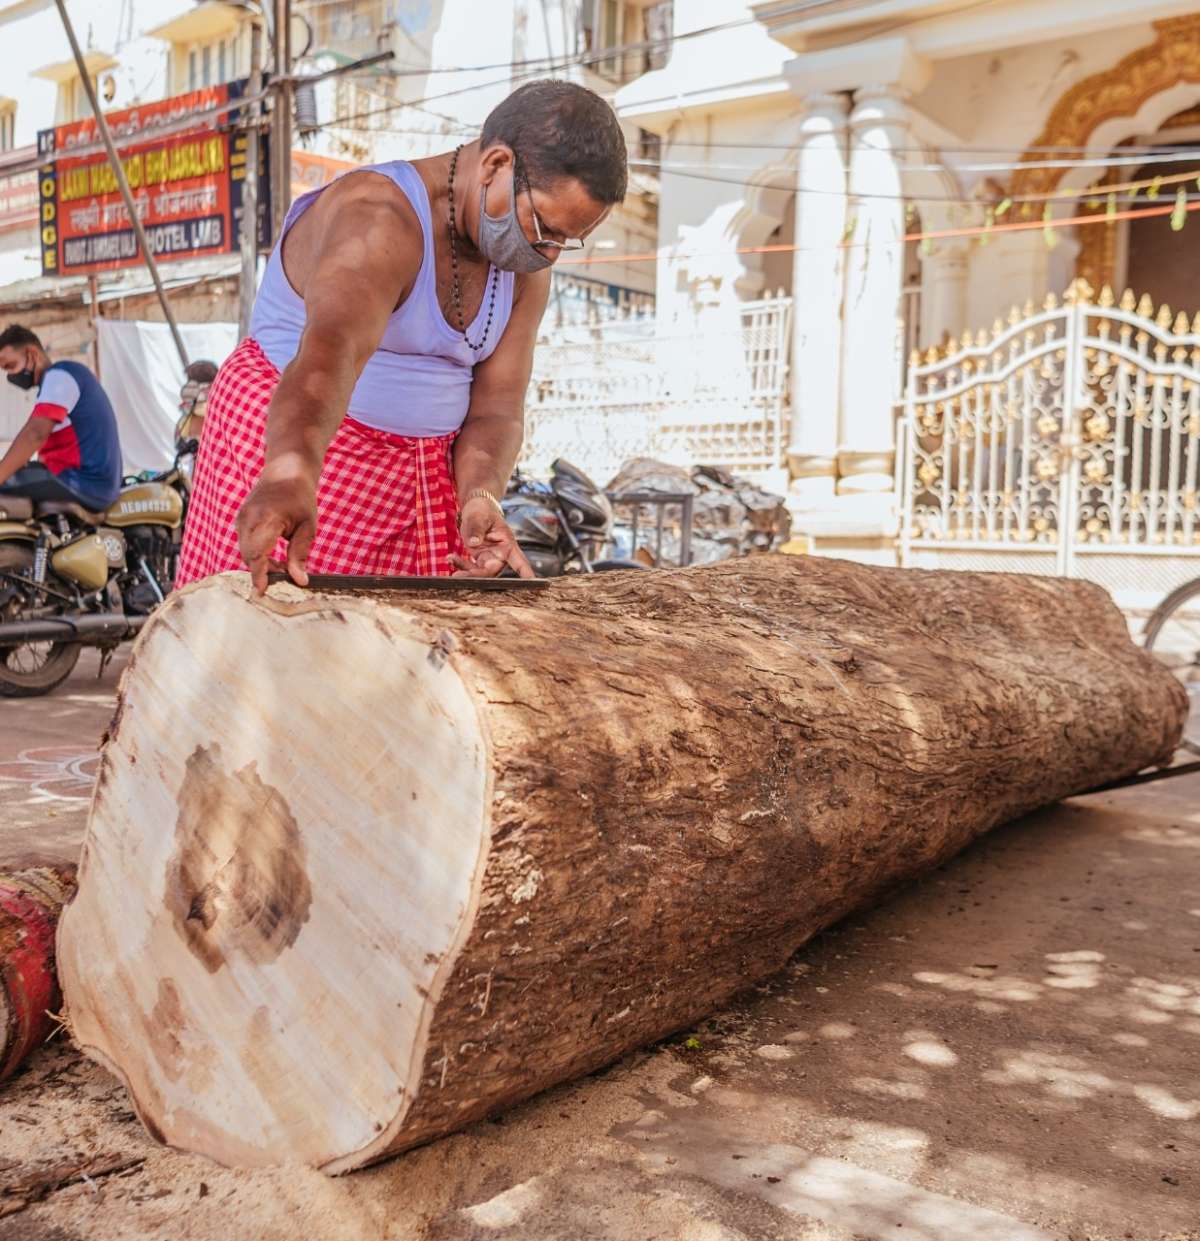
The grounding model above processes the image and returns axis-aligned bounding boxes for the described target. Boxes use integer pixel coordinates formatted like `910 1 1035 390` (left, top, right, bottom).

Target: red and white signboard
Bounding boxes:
37 83 268 277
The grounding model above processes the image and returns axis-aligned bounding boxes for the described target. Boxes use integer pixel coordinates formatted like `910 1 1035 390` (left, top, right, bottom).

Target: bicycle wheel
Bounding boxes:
1143 577 1200 754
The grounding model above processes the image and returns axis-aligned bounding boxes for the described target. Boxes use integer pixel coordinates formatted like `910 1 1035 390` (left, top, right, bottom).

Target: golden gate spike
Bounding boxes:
1157 303 1174 329
1098 284 1115 308
1120 288 1137 312
1137 293 1155 318
1174 311 1190 335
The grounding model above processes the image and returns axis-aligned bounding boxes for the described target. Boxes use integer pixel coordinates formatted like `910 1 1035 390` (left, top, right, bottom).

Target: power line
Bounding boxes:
554 195 1200 269
644 149 1200 174
329 105 1200 179
628 160 1200 207
642 138 1200 156
296 127 1200 209
298 8 758 80
311 0 1009 136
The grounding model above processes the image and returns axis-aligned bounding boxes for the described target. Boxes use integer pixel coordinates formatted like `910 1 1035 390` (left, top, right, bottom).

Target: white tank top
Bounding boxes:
249 160 515 437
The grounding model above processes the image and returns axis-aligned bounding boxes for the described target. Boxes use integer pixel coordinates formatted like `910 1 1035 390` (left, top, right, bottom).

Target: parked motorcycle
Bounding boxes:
0 439 195 696
503 459 647 576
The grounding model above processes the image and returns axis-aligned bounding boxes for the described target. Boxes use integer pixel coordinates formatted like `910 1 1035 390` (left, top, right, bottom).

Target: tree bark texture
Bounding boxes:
56 559 1185 1171
1 864 76 1082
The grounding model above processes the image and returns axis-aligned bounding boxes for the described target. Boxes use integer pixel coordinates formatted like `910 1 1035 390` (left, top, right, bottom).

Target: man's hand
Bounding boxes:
236 461 318 593
0 416 53 489
450 496 535 579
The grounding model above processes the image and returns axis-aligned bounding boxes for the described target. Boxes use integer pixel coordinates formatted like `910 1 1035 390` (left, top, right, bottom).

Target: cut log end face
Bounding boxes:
57 583 490 1170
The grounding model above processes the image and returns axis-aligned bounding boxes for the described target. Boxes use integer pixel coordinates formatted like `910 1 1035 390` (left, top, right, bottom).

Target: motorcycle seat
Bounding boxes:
35 499 109 524
0 495 34 520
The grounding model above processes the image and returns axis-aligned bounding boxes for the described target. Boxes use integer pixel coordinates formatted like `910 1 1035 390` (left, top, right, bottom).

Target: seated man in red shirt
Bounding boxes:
0 324 123 512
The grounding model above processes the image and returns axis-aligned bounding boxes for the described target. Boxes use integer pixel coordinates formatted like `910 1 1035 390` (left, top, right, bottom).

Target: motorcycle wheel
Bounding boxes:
0 544 82 697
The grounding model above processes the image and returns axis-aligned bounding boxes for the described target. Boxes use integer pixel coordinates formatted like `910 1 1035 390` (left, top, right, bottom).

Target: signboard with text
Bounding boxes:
0 168 39 234
37 81 270 278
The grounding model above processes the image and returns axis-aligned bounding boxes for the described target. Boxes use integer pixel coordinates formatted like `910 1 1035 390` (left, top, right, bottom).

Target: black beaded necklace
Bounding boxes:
447 145 498 354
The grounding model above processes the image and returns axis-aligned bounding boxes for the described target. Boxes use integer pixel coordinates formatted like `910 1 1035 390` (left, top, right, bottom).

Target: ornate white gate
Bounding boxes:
898 280 1200 610
520 294 792 486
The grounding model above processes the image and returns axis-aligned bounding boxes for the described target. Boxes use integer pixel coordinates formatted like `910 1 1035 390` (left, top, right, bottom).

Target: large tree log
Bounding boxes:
58 559 1184 1171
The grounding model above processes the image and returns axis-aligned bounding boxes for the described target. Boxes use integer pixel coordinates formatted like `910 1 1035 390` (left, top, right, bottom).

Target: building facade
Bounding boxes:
614 0 1200 558
0 0 242 441
292 0 664 321
0 0 666 448
0 1 664 426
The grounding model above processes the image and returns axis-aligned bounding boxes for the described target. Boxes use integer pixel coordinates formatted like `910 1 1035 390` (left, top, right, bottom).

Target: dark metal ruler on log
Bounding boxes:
266 573 549 592
1075 759 1200 796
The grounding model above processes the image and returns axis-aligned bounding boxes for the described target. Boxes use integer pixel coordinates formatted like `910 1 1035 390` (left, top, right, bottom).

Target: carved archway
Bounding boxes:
728 160 798 300
1011 16 1200 200
1072 113 1200 297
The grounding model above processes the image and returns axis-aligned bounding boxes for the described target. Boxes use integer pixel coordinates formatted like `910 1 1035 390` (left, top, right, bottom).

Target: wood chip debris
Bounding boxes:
0 1153 145 1218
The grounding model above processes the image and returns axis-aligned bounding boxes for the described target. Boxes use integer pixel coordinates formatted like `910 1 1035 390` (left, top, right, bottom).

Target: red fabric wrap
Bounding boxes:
0 881 59 1081
176 338 464 586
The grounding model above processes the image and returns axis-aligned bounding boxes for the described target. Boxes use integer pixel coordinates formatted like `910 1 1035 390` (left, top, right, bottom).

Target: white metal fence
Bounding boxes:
520 293 792 486
898 279 1200 610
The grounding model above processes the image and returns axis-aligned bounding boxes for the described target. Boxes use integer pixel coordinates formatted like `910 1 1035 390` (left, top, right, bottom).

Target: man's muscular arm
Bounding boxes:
0 417 52 487
448 268 550 577
237 177 422 591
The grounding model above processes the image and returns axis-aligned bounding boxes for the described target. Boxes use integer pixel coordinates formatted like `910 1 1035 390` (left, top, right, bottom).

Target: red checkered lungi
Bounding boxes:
176 338 463 585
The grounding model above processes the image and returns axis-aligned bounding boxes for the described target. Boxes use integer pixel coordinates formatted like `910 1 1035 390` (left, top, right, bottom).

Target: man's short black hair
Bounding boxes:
0 324 43 352
481 80 628 206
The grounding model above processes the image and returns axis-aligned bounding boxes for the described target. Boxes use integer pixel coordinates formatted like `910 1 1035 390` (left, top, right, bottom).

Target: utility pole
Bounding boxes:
271 0 293 245
239 17 264 339
53 0 189 370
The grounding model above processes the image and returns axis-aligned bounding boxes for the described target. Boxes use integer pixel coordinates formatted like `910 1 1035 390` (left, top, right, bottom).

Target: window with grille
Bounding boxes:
182 33 241 94
637 128 661 164
72 77 97 121
645 1 672 71
586 1 673 83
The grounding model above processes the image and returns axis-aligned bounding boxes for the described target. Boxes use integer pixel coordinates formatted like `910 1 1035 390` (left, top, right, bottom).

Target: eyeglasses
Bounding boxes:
518 164 585 253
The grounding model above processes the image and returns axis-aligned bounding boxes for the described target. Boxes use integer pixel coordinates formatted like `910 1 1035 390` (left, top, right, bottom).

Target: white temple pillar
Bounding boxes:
966 228 1059 330
920 241 969 352
839 85 911 498
788 91 850 509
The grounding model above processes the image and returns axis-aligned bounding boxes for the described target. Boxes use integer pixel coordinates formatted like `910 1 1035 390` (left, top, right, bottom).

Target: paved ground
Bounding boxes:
1 656 1199 1240
0 648 127 865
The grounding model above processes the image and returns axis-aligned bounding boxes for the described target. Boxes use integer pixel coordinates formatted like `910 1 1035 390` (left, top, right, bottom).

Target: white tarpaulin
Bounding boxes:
97 319 238 473
0 376 36 448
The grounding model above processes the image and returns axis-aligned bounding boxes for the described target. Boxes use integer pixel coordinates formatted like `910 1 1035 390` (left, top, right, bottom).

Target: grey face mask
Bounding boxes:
476 172 553 274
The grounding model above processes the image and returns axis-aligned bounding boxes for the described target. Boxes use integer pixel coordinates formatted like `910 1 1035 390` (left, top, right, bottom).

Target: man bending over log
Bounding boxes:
177 81 626 589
